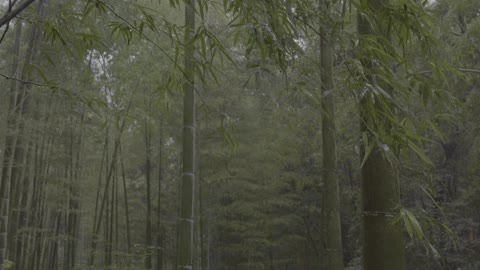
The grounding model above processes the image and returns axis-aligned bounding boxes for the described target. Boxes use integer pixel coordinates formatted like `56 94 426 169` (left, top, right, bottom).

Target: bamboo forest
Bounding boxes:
1 0 480 269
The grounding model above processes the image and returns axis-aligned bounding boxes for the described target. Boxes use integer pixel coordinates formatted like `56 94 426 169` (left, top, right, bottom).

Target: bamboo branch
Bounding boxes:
0 71 50 87
457 68 480 74
0 72 87 103
0 0 36 28
418 68 480 75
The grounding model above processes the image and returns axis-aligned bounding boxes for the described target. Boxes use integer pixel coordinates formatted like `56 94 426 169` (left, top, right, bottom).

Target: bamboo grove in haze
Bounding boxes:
0 0 480 269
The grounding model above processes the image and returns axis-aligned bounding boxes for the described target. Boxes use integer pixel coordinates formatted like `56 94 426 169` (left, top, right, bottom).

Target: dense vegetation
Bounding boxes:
0 0 479 269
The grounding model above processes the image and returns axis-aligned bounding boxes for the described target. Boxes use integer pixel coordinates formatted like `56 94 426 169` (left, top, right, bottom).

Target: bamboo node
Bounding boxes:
362 211 395 217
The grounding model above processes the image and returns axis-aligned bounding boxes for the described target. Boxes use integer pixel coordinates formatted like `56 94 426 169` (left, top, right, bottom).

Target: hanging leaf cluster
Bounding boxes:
354 0 453 164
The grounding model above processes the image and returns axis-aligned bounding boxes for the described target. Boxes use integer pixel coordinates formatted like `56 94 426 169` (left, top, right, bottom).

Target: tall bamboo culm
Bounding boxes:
176 0 196 269
357 1 406 269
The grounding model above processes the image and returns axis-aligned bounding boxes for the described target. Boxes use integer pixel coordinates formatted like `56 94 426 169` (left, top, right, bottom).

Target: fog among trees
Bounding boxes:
0 0 479 269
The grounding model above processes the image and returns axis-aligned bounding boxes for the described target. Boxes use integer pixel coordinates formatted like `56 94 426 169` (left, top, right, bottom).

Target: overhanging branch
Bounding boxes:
0 71 49 88
0 0 36 28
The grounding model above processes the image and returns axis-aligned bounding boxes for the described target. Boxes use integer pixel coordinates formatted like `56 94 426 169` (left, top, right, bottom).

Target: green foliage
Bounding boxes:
225 0 311 69
350 0 454 167
4 260 12 269
1 0 480 269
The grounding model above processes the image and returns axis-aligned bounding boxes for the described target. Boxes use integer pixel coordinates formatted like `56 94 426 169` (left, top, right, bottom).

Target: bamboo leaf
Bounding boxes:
402 210 413 238
407 140 432 166
389 212 402 225
421 186 445 216
31 64 48 82
405 209 424 240
427 242 440 258
360 132 374 168
425 119 444 143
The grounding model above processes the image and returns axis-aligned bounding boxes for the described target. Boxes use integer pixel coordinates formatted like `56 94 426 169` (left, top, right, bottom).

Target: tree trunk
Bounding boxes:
88 134 108 266
156 119 164 270
27 100 54 270
176 0 196 269
12 140 32 270
0 0 45 267
6 18 24 260
360 145 406 270
88 125 125 266
358 1 406 269
144 106 153 270
194 121 202 270
319 1 344 270
63 109 82 270
119 145 132 266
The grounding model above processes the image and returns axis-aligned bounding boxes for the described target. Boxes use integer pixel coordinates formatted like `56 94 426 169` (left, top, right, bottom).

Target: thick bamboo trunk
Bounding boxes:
360 145 406 270
176 1 196 269
358 1 406 269
319 1 343 269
